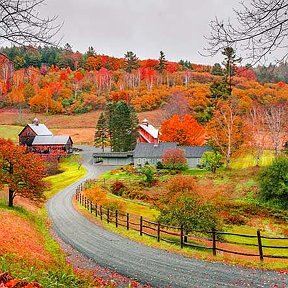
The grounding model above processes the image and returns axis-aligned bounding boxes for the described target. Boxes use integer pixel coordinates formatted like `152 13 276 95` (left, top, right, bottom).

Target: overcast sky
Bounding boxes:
41 0 242 65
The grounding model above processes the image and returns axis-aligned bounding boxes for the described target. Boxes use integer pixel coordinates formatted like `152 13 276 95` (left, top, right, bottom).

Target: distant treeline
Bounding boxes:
1 44 287 83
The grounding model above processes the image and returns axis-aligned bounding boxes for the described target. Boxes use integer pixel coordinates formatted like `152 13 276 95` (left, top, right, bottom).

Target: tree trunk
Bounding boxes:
8 188 14 207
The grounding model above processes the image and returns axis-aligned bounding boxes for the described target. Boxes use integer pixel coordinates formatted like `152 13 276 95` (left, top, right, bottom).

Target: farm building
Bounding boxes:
93 151 133 166
138 119 160 144
133 142 212 168
19 118 73 155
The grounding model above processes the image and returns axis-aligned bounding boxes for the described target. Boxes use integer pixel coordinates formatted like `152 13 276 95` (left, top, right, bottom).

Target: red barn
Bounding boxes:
138 119 160 144
19 118 73 155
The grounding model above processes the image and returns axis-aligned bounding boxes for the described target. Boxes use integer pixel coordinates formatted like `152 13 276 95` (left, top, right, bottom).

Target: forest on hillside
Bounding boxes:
0 45 287 116
0 45 287 161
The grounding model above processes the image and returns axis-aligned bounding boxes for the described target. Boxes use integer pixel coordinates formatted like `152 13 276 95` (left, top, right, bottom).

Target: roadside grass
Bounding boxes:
0 199 91 287
44 156 86 199
107 192 159 219
0 125 23 142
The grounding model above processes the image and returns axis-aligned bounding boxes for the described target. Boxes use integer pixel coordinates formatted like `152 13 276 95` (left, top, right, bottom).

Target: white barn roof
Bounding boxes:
32 135 71 145
28 124 53 136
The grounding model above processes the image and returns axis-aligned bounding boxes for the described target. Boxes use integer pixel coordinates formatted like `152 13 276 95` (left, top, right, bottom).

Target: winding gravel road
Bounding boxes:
47 147 288 287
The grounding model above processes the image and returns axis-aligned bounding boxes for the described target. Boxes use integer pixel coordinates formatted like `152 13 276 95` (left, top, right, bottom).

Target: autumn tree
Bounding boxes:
107 101 139 152
160 114 206 146
247 104 267 165
207 99 245 168
207 0 288 63
0 138 46 207
95 111 109 152
264 103 287 155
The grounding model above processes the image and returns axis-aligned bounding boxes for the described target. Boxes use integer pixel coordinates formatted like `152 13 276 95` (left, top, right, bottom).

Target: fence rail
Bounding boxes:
75 183 288 262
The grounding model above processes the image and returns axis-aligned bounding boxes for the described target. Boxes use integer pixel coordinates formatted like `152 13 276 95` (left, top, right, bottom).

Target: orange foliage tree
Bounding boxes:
0 138 46 207
160 114 206 145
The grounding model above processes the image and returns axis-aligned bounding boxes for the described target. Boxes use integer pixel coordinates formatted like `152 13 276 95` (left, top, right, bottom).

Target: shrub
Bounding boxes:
201 151 223 173
103 200 124 212
157 194 221 234
141 164 156 185
166 175 197 194
156 161 164 169
259 157 288 209
84 187 107 205
111 181 126 196
162 148 188 170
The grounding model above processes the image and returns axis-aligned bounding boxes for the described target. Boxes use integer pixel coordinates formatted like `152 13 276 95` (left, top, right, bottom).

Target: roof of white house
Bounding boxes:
32 135 71 145
139 119 159 139
133 143 212 158
134 142 177 158
27 123 53 136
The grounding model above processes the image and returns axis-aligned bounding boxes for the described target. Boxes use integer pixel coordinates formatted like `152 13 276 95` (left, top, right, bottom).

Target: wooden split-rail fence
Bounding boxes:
75 183 288 262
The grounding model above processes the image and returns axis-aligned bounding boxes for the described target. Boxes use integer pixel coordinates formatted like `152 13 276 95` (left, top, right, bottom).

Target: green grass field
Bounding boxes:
0 125 23 142
44 156 86 198
230 151 274 169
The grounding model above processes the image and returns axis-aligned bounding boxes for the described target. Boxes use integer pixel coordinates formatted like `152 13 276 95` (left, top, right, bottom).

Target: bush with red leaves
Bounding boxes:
0 272 42 288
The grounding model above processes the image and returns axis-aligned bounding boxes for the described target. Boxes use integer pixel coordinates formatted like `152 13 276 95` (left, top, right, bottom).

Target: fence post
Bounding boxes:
257 230 264 261
140 216 143 236
126 213 129 230
107 208 110 223
115 210 118 228
84 197 87 208
100 205 103 221
157 222 161 242
95 203 98 217
180 225 184 248
212 228 217 256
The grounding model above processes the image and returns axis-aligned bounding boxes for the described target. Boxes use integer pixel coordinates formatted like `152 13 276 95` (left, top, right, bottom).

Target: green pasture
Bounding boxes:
44 156 86 198
230 151 274 169
107 192 159 219
0 125 23 142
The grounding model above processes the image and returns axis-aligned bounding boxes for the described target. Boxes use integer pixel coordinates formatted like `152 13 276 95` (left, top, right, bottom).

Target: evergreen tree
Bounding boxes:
95 111 109 152
178 59 193 70
123 51 139 73
156 51 167 74
211 63 223 76
222 47 241 96
108 101 138 152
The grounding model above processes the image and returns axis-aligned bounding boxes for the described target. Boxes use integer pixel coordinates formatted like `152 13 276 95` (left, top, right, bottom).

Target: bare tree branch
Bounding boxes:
0 0 61 47
205 0 288 65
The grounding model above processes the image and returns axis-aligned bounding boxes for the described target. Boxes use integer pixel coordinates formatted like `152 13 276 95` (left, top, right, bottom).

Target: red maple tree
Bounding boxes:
160 114 206 146
0 138 46 207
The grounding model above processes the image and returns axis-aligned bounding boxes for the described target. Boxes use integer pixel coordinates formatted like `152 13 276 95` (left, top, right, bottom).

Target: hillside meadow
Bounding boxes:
0 109 162 144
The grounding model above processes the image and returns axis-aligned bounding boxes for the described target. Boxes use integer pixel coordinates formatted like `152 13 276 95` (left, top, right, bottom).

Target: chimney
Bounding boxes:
32 118 39 126
142 119 149 126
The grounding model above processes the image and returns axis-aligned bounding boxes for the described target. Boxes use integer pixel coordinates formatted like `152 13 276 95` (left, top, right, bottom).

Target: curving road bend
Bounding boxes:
47 147 288 287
